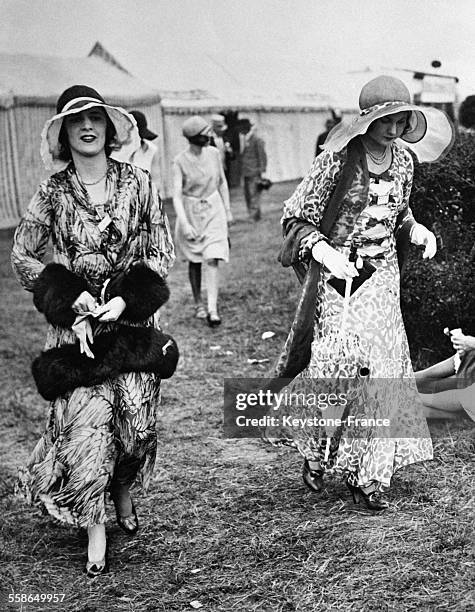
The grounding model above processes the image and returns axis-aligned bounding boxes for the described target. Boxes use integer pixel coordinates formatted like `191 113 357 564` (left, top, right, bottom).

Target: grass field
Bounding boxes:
0 182 474 612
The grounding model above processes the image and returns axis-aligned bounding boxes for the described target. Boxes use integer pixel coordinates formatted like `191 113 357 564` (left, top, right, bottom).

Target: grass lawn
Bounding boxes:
0 182 473 612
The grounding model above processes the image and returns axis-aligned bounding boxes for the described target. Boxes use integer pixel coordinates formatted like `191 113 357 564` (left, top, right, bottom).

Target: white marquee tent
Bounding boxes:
89 43 341 197
0 52 161 228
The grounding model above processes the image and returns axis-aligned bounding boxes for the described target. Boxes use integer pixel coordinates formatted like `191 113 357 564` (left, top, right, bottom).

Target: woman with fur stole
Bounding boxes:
11 85 177 576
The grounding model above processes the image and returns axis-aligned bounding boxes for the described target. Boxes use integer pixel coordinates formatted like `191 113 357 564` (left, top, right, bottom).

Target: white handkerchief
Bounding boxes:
98 213 112 233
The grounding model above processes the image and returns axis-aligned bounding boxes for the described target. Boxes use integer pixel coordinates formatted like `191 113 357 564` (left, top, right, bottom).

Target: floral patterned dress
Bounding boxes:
274 142 433 491
11 159 175 527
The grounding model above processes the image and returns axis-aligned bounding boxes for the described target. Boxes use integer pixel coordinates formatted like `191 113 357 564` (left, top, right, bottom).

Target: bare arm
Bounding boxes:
217 153 232 221
172 159 198 239
150 149 163 194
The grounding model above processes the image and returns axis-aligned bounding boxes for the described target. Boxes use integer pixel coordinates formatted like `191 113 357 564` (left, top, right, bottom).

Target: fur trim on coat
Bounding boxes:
32 326 179 401
33 263 88 328
105 263 170 322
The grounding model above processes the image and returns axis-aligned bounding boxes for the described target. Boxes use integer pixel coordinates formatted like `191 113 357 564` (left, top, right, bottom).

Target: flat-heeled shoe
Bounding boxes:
346 481 389 511
85 544 108 578
302 459 324 492
194 304 207 319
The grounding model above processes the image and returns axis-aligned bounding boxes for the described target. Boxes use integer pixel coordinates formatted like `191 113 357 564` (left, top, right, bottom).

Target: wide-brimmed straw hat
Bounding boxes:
41 85 139 171
323 75 455 162
129 110 157 140
182 116 212 138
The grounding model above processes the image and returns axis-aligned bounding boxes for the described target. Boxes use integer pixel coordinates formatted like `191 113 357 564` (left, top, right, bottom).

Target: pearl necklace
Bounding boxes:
362 142 390 165
77 169 108 186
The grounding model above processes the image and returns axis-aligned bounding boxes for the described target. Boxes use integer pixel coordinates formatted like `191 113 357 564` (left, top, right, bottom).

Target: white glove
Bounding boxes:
72 290 99 315
93 296 126 322
312 241 358 280
410 223 437 259
72 314 95 359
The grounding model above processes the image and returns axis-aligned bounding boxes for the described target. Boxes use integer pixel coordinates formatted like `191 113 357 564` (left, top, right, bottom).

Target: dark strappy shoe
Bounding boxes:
207 312 222 328
115 501 139 535
85 544 109 577
346 481 389 511
302 459 324 492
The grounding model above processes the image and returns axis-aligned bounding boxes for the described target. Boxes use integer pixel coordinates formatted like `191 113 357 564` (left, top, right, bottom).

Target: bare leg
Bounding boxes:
188 262 202 304
206 259 220 317
420 390 463 419
415 357 456 393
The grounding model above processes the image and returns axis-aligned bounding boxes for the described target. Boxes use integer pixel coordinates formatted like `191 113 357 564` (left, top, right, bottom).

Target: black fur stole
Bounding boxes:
33 262 170 327
32 326 179 401
33 263 88 327
105 263 170 322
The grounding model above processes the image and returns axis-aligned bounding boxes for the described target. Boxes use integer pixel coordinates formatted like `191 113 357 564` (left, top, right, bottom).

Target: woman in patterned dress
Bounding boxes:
11 86 176 575
273 76 455 511
173 115 233 327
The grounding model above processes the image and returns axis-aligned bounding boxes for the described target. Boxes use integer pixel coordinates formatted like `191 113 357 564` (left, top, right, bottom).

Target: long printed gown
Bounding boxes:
11 159 175 527
272 142 433 491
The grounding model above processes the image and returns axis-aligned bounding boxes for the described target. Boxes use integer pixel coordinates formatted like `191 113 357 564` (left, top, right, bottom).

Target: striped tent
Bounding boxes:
89 44 342 197
0 52 162 228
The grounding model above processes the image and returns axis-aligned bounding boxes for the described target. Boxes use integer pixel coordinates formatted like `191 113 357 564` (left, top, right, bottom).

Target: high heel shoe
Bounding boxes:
110 487 139 535
115 501 139 535
85 544 108 577
346 481 389 511
302 459 324 492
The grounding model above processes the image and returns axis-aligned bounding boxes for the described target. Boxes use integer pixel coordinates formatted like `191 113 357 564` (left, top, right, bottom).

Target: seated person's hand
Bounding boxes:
450 330 475 354
73 291 99 315
410 223 437 259
94 296 126 322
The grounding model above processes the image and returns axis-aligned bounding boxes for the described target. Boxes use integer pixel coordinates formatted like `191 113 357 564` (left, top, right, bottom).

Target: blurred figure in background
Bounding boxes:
315 108 342 157
173 116 233 327
239 117 267 221
210 114 227 166
210 113 235 181
123 110 162 192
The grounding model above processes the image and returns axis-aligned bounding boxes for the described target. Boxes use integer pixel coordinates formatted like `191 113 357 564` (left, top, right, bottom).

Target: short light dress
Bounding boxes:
174 146 229 263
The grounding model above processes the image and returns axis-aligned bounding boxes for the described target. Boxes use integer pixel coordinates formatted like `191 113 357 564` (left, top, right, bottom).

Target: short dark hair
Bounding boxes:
459 96 475 129
237 118 252 133
57 110 117 161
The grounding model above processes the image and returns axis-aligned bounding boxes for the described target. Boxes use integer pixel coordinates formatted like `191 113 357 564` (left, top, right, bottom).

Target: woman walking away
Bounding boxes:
273 75 454 511
173 116 233 327
11 85 177 576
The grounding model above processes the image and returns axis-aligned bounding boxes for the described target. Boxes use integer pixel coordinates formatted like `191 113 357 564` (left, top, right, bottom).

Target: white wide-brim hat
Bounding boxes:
40 85 139 171
324 75 455 163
